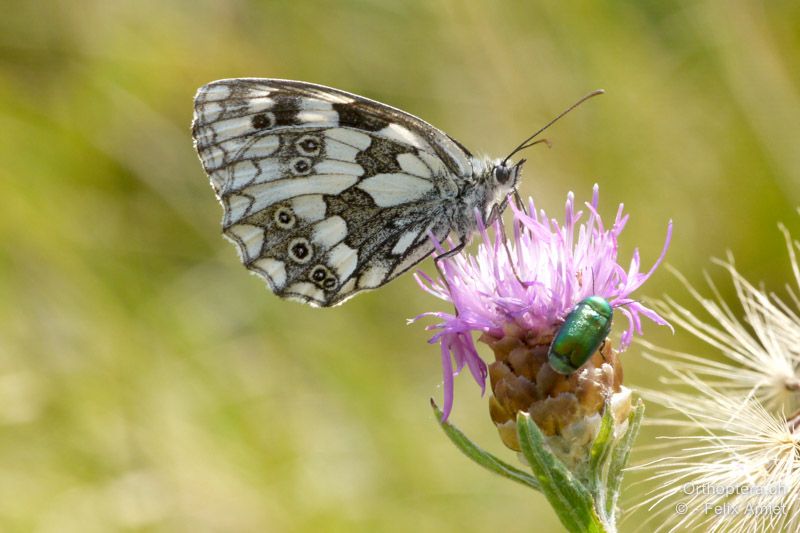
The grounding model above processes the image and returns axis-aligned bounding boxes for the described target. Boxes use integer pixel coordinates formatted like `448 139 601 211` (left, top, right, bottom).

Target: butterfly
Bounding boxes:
192 78 600 307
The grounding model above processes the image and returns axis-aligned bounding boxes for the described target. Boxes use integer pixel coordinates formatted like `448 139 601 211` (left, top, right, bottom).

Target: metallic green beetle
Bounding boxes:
548 295 613 375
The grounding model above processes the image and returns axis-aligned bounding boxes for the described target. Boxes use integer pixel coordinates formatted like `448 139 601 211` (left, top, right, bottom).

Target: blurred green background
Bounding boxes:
2 1 799 531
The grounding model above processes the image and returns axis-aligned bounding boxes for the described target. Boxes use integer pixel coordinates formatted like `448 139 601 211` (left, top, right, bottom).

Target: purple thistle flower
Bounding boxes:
414 185 673 420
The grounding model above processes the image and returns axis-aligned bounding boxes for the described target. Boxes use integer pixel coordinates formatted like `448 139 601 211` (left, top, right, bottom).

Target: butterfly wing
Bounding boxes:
192 78 472 306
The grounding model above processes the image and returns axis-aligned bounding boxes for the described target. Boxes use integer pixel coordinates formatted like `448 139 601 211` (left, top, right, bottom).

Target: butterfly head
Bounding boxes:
491 158 525 197
475 158 525 225
483 88 606 222
492 159 525 190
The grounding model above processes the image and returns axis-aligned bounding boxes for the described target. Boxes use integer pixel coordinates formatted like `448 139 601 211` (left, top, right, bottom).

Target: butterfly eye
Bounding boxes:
494 165 512 185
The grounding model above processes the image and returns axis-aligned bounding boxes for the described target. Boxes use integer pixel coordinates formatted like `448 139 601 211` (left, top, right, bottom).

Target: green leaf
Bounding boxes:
586 402 615 522
605 400 645 519
431 400 541 491
516 412 606 533
589 403 615 488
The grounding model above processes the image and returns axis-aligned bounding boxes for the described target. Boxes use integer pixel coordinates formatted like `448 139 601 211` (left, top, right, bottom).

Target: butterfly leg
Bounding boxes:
599 339 609 362
433 238 466 314
513 190 528 215
489 202 527 287
433 238 466 281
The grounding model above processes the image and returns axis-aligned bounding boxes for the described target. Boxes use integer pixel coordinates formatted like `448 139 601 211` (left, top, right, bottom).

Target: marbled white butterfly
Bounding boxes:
192 78 600 307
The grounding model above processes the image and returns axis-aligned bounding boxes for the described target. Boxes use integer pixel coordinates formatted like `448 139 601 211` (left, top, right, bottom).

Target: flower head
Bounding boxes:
414 185 672 420
635 371 800 532
634 224 800 532
642 225 800 414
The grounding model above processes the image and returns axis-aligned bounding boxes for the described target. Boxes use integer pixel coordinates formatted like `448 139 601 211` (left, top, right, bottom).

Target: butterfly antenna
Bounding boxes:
502 89 605 165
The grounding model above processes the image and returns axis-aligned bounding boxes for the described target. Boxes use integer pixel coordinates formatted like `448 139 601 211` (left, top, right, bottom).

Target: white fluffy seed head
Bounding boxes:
632 373 800 533
640 240 800 415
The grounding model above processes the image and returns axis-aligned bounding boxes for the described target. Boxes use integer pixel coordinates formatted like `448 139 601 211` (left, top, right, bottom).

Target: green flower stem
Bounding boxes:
433 399 646 533
516 412 606 533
